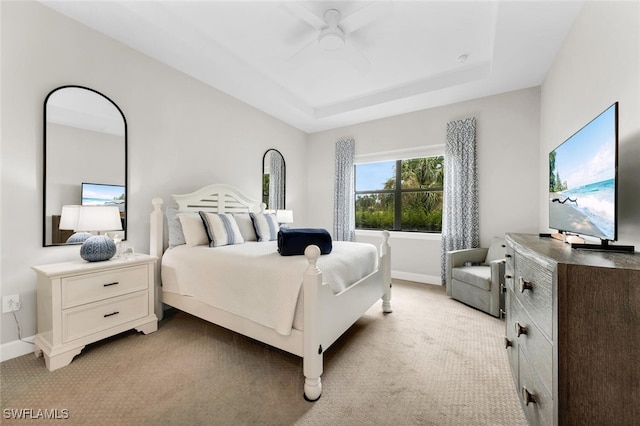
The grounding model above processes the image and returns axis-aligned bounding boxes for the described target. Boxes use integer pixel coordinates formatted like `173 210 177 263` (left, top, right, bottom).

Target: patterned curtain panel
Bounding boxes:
269 151 285 210
441 118 479 284
333 138 356 241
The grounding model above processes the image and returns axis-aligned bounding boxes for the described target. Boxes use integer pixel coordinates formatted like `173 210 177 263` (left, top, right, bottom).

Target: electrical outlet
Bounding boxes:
2 294 20 313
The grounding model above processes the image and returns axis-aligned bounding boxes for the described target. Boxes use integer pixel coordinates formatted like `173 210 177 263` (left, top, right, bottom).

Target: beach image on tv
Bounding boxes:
82 183 125 212
549 105 616 240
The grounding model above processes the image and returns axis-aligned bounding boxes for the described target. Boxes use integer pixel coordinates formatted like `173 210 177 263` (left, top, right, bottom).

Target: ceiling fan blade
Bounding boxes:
340 41 371 73
281 2 325 30
340 1 393 34
287 37 321 67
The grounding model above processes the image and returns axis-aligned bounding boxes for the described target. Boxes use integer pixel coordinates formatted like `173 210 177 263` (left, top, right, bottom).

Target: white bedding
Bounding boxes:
161 241 378 335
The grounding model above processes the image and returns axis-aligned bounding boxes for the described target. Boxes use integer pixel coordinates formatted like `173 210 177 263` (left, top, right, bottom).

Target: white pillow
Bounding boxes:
199 212 245 247
249 212 280 242
177 213 208 247
233 213 258 241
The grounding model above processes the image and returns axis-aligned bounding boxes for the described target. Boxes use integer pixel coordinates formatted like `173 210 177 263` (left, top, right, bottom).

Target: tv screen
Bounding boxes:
81 182 125 213
548 102 618 241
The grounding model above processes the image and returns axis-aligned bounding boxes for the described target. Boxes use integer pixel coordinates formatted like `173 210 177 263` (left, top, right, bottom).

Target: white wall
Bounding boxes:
540 0 640 248
0 1 307 350
307 88 542 283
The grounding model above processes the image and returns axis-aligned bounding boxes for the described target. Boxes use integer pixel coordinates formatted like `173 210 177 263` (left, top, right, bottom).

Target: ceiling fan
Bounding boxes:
284 1 392 72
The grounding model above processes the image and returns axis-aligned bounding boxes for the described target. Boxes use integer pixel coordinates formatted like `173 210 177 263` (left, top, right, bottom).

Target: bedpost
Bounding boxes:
302 245 323 401
150 197 164 320
380 230 392 313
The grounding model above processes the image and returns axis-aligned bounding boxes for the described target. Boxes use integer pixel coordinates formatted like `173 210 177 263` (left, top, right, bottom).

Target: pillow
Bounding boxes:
199 212 245 247
177 213 209 247
233 213 258 242
166 207 186 248
250 212 280 242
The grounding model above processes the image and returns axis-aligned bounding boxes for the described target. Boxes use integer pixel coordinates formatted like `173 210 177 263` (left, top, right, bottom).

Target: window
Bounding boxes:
354 156 444 232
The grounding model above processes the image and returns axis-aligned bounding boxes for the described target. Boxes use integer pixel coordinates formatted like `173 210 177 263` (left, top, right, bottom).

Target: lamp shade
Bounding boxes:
75 205 122 232
59 205 81 230
276 210 294 224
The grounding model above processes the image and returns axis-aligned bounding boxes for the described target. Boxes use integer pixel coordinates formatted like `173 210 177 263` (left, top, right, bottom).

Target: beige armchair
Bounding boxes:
446 237 506 317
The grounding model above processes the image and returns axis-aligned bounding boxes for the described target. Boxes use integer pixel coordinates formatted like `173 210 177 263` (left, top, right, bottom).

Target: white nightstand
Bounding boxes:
32 253 158 371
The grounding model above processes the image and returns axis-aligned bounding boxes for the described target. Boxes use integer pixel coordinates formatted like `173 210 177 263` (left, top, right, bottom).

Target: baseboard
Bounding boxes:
392 271 441 285
1 336 35 363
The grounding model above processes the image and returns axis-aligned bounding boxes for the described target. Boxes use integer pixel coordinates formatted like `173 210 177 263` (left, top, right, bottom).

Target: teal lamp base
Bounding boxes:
80 235 117 262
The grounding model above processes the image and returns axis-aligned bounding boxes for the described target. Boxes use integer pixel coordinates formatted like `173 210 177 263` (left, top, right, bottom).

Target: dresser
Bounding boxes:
504 233 640 425
32 254 158 371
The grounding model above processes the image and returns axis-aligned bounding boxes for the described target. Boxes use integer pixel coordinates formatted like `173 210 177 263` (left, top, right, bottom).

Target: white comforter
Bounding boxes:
161 241 378 335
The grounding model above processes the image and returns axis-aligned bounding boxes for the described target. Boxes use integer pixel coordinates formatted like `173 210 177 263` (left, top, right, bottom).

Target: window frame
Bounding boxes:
354 155 444 233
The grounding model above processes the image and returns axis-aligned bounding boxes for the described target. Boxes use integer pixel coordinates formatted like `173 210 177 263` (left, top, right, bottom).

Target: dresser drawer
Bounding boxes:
513 252 553 339
62 291 149 343
510 290 552 395
519 348 553 426
61 265 149 309
504 290 519 387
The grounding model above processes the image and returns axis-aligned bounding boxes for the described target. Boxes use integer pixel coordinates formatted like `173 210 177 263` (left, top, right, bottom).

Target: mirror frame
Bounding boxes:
43 85 128 247
262 149 286 210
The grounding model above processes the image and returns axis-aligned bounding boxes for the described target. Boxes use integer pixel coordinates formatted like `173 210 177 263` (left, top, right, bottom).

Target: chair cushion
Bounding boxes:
451 266 492 291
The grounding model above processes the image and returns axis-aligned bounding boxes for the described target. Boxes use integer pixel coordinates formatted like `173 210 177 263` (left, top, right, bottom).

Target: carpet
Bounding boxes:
0 280 525 425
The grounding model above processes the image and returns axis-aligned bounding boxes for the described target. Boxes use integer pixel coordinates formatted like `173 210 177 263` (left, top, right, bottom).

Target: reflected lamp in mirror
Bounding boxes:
59 205 93 244
75 206 123 262
276 210 294 229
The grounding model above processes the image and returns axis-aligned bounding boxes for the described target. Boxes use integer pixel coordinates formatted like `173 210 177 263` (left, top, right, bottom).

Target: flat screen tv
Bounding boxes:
548 102 632 252
81 182 125 213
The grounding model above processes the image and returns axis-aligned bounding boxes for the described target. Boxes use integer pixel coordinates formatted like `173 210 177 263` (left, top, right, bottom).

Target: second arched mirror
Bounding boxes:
262 149 285 210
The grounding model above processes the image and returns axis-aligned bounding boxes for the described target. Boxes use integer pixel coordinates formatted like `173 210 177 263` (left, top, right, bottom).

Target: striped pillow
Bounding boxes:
250 212 280 242
199 212 245 247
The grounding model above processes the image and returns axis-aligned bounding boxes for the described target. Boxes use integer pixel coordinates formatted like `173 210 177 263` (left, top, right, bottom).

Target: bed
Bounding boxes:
149 184 391 401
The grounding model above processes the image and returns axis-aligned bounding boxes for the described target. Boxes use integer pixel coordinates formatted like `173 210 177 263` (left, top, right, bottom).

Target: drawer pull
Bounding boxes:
518 277 533 293
104 311 120 318
505 254 512 258
522 387 536 405
103 282 119 287
515 321 527 337
504 336 513 348
505 274 513 280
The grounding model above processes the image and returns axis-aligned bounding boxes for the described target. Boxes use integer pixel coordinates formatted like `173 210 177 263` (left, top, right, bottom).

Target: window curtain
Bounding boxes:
441 117 479 284
269 151 284 210
333 138 355 241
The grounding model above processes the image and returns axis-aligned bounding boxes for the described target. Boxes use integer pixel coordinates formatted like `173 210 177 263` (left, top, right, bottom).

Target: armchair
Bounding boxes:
445 237 506 317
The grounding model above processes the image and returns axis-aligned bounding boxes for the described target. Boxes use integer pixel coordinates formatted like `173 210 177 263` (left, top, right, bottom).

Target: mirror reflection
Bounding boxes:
44 86 127 246
262 149 285 210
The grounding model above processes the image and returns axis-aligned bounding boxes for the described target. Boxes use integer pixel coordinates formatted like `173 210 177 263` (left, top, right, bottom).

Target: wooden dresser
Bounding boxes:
504 233 639 426
32 254 158 371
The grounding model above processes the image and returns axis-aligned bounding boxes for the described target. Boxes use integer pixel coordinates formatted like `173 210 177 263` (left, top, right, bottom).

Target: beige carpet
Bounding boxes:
1 280 525 425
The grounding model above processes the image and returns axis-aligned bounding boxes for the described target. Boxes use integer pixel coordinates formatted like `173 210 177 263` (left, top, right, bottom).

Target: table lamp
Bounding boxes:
276 210 294 229
75 205 123 262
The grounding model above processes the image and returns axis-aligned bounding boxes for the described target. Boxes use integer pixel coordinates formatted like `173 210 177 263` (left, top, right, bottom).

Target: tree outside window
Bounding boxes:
355 156 444 232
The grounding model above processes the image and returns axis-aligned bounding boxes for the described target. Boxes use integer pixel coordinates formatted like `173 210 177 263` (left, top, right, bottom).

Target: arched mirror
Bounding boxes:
43 86 127 246
262 149 285 210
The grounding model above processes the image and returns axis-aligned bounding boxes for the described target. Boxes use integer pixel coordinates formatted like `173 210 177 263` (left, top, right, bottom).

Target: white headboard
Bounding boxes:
172 183 262 213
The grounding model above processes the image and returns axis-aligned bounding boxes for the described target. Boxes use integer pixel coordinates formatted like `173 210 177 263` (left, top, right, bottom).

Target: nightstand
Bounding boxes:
32 253 158 371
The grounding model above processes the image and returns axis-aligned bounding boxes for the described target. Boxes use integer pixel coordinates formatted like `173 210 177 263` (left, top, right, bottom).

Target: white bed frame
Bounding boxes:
150 184 391 401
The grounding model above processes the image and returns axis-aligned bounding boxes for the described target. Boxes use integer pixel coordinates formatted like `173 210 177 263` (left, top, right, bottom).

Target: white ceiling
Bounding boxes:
41 0 585 133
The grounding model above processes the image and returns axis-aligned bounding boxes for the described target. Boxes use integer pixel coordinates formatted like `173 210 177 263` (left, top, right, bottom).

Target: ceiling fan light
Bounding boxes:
319 29 345 51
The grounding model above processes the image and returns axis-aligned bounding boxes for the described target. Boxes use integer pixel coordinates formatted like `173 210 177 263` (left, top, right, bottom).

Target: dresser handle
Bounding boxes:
518 277 533 293
104 311 120 318
505 254 512 258
103 282 119 287
515 321 527 337
522 386 536 405
504 336 512 348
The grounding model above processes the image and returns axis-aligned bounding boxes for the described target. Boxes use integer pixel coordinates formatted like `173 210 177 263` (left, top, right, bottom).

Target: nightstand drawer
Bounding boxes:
61 265 149 309
62 291 149 342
